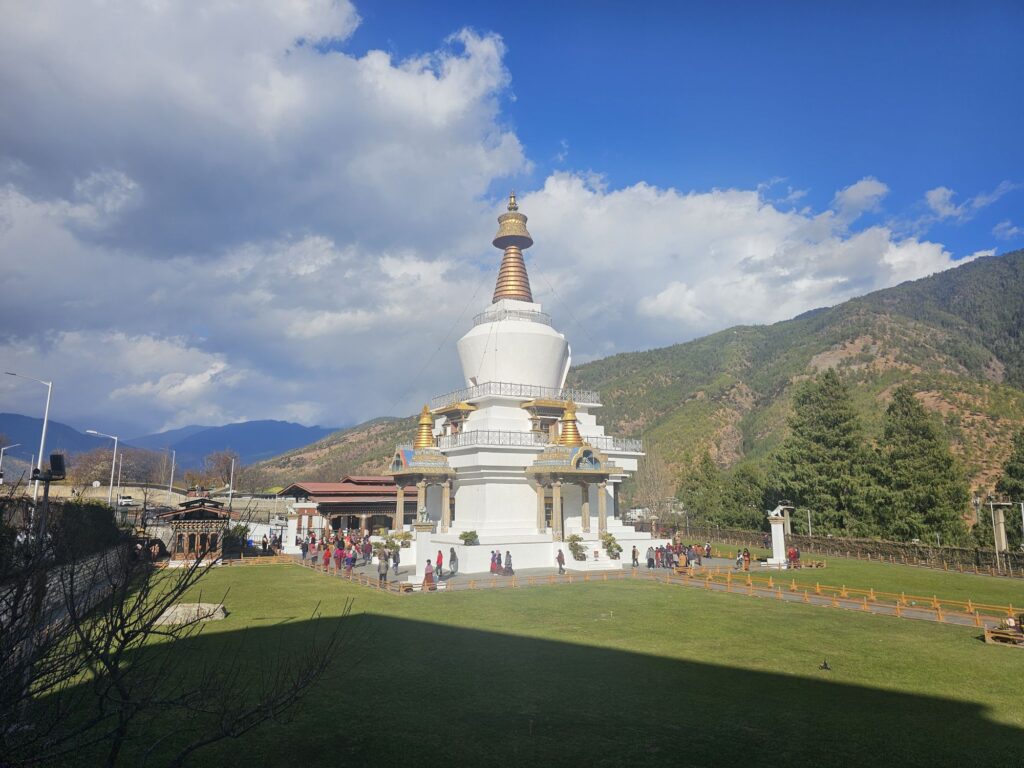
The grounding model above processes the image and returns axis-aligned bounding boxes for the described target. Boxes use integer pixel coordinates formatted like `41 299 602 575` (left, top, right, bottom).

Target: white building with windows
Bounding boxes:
388 194 662 577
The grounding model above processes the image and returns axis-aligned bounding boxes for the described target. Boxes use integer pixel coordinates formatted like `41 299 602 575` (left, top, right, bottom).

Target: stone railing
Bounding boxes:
472 307 552 326
437 430 642 453
430 381 601 410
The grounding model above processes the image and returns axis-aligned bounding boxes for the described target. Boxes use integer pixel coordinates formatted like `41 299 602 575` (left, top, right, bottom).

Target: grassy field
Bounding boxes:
74 564 1023 767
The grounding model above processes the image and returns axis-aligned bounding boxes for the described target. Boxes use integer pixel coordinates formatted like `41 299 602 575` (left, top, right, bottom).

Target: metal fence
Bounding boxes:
671 525 1024 578
472 307 552 326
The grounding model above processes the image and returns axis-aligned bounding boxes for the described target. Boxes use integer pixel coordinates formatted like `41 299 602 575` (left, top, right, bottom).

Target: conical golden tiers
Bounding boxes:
413 404 435 449
492 246 533 303
492 192 534 303
558 401 584 447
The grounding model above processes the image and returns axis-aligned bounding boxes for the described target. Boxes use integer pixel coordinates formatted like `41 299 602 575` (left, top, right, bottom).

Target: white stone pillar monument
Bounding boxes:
766 506 788 567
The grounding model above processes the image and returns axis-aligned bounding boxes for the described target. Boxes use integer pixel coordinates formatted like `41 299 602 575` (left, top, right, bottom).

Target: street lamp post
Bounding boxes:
166 448 176 505
0 443 21 485
85 429 119 506
5 372 52 503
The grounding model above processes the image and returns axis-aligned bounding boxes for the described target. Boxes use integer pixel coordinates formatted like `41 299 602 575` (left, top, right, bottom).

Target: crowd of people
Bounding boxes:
299 530 375 577
490 550 514 576
298 531 798 587
636 542 711 569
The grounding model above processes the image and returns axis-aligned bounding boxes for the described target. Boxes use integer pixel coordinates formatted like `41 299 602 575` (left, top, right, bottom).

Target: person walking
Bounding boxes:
556 549 565 575
449 547 458 577
393 547 400 576
300 538 309 563
631 545 639 567
503 551 514 576
423 559 435 591
646 546 655 569
378 552 389 585
436 549 444 579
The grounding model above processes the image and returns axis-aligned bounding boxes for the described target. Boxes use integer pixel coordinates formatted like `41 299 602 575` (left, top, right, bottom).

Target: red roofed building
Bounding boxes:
278 475 416 542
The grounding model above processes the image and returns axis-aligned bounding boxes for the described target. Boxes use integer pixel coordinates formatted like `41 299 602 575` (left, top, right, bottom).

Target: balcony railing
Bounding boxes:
431 381 601 410
436 429 643 453
472 308 552 326
438 430 547 449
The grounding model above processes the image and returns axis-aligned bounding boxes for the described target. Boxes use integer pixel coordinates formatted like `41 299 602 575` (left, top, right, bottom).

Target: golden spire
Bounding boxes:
492 191 534 303
413 404 435 449
558 401 583 447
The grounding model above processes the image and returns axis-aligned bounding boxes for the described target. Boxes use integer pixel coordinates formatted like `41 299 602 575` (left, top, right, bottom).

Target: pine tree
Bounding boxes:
679 451 726 525
877 386 969 544
769 369 874 535
993 430 1024 550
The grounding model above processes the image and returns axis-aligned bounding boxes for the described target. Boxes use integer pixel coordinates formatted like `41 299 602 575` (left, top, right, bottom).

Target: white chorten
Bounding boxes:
390 193 659 576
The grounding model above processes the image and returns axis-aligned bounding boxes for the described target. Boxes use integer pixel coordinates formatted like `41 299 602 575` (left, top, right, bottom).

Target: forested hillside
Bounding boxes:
258 250 1024 513
568 249 1024 490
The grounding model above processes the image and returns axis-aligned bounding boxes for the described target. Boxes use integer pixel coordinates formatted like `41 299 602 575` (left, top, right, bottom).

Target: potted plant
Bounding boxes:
458 530 479 546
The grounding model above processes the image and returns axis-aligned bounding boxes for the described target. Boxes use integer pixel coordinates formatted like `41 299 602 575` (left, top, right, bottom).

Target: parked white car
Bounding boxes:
117 495 141 507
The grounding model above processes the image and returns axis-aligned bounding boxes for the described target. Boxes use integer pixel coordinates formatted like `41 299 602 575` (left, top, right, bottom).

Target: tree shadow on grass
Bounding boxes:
66 614 1021 768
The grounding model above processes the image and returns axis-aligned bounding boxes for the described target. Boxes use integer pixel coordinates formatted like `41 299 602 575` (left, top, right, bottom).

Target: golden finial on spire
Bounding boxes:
558 400 584 447
492 192 533 302
413 404 435 449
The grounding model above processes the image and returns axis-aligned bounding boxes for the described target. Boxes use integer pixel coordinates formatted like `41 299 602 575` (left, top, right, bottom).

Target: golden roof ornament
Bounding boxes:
413 404 435 449
558 400 584 447
492 190 534 303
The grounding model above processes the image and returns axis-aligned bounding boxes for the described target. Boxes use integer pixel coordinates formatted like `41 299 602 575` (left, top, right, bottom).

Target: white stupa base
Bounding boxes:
762 559 789 569
398 528 668 580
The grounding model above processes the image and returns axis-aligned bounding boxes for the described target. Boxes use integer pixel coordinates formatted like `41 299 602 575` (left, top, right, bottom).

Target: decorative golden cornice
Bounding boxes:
413 404 435 449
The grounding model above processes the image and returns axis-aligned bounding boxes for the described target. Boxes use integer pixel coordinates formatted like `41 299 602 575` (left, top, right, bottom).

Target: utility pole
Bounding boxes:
228 457 235 513
166 448 176 505
5 372 52 503
86 430 119 506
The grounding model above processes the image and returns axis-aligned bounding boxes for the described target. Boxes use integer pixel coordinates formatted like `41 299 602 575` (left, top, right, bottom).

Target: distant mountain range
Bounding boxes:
254 248 1024 493
0 416 338 470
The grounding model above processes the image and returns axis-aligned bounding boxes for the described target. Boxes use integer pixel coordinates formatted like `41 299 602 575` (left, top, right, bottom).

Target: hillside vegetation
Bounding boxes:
258 250 1024 502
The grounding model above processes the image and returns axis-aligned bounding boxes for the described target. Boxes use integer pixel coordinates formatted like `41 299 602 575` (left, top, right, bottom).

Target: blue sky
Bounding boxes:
349 0 1023 256
0 0 1021 436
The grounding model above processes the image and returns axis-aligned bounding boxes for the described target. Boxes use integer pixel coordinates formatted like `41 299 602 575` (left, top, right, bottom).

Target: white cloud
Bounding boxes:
517 174 958 345
925 181 1019 222
0 1 989 438
832 177 889 224
993 220 1023 240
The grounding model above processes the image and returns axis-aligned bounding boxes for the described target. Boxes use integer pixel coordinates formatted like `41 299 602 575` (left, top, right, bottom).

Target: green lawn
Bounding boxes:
706 541 1024 607
78 565 1023 767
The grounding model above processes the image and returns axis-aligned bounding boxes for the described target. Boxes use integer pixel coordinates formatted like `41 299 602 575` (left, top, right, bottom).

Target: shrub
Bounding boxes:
600 532 623 560
566 534 586 561
458 530 479 546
